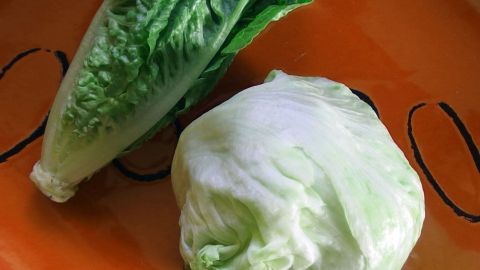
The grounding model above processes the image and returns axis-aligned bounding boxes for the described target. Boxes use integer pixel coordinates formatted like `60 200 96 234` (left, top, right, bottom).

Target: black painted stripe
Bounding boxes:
438 102 480 172
0 48 45 163
0 48 41 80
115 120 183 182
0 49 69 163
174 119 183 139
0 114 48 163
350 88 379 117
408 103 480 223
112 159 171 182
53 50 69 77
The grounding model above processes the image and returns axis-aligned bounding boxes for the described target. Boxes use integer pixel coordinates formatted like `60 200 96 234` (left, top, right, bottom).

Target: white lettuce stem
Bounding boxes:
30 162 77 203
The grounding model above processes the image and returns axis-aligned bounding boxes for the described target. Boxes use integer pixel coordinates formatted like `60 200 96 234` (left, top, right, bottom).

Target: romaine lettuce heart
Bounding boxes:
30 0 312 202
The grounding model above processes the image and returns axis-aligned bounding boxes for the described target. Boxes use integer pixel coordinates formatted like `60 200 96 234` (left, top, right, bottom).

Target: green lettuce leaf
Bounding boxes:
127 0 312 151
30 0 312 202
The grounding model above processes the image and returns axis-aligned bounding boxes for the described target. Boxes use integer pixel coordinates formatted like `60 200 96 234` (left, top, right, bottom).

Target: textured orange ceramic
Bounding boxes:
0 0 479 269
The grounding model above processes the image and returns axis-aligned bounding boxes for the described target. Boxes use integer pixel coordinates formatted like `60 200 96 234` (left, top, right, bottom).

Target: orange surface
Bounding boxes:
0 0 479 269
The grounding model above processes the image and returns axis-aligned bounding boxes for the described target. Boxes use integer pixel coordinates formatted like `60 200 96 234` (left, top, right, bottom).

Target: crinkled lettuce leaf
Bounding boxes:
128 0 313 151
31 0 311 202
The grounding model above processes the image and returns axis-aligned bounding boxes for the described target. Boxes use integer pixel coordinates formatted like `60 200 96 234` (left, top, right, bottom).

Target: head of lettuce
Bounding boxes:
171 71 425 270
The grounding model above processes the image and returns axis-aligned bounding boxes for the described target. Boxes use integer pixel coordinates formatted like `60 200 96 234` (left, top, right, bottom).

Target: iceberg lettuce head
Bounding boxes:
172 70 425 270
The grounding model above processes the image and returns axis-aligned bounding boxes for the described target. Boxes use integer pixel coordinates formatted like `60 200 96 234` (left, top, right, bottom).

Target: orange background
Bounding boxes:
0 0 479 269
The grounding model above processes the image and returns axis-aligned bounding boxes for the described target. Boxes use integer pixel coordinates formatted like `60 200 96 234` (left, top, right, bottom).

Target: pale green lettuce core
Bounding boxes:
30 0 312 202
172 71 425 270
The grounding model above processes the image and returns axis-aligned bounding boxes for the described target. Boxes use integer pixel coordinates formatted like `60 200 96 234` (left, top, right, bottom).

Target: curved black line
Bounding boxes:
113 120 183 182
408 103 480 223
0 48 41 80
0 48 69 163
350 88 379 117
438 102 480 172
53 50 69 77
0 114 48 163
174 119 183 138
112 159 171 182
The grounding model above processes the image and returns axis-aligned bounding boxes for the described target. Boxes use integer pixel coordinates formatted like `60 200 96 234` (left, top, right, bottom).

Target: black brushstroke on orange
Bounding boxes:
408 103 480 223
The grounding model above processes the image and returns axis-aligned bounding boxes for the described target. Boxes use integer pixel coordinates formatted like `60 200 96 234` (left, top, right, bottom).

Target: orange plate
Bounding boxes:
0 0 479 269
